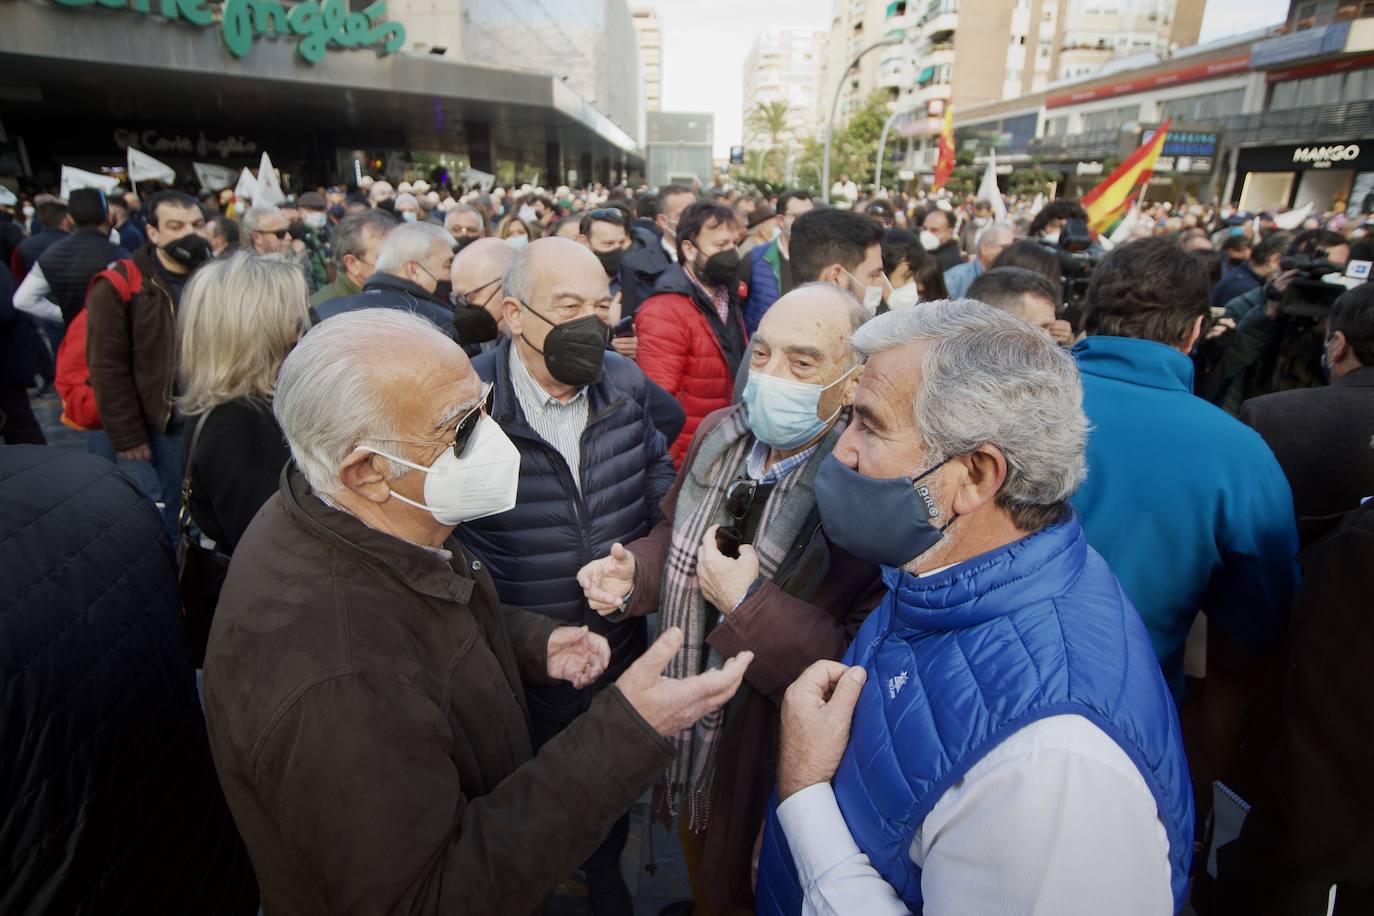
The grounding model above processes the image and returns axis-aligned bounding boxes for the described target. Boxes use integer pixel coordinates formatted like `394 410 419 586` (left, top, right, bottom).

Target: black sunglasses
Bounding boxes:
254 228 289 239
449 383 496 458
715 477 773 559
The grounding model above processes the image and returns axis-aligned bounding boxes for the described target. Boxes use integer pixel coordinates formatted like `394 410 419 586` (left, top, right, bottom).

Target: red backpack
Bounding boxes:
55 258 143 431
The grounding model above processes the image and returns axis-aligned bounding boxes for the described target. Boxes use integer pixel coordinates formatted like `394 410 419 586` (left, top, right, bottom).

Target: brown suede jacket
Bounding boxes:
85 244 179 451
203 467 674 915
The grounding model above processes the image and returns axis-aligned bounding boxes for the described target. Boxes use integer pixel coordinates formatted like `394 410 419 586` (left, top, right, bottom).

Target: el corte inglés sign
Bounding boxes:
51 0 406 65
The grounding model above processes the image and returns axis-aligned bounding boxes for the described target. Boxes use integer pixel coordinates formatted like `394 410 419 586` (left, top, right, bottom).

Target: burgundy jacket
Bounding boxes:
622 408 886 910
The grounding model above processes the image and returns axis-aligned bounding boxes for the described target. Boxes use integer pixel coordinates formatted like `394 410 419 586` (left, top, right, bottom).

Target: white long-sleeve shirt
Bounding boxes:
776 714 1173 916
14 263 62 323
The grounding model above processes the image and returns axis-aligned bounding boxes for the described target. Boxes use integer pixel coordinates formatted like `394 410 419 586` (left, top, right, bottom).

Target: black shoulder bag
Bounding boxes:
177 409 231 667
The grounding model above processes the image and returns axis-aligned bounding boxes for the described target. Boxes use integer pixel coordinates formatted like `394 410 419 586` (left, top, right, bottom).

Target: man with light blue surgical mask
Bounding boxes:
575 281 885 912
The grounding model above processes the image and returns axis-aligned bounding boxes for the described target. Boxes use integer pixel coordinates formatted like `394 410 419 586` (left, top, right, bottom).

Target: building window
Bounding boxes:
1159 88 1245 121
1269 68 1374 109
1081 104 1139 132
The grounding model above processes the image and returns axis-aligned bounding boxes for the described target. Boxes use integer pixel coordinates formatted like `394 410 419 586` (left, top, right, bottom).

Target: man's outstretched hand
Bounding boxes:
616 627 753 737
547 626 611 689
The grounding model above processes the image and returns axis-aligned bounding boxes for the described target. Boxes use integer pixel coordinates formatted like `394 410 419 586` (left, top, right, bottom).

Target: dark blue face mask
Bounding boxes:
814 453 957 568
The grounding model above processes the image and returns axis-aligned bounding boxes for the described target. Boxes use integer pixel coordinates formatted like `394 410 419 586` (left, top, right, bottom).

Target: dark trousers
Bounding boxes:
530 696 633 916
0 383 45 445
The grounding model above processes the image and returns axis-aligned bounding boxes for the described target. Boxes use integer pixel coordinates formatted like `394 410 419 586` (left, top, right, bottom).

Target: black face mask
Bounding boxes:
454 235 479 254
697 246 741 286
431 280 453 305
595 248 624 278
452 302 501 345
522 302 610 387
161 233 212 270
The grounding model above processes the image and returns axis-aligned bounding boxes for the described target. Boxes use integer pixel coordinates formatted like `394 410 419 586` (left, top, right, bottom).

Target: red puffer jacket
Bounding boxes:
634 264 747 463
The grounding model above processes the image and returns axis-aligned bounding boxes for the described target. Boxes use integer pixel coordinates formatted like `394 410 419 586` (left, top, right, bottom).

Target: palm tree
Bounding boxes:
745 99 794 177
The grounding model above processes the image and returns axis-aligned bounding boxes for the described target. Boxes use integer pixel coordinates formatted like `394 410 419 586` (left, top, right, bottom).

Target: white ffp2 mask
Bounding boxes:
366 414 521 525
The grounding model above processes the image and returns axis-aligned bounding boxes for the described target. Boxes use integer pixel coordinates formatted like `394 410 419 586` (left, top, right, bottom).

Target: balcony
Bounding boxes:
1214 100 1374 146
1027 128 1123 161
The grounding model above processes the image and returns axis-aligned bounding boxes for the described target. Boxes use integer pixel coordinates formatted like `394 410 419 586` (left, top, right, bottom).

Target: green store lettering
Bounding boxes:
52 0 407 65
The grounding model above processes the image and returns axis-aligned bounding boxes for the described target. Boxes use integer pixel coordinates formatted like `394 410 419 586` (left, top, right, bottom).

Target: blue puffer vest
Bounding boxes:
756 516 1194 914
744 238 782 336
456 338 677 726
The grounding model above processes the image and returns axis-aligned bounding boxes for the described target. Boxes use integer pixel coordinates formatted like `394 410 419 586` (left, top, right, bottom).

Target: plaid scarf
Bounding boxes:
685 263 731 324
653 405 841 831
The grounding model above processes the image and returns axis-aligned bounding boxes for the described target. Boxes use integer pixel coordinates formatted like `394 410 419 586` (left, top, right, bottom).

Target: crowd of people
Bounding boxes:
1 168 1371 916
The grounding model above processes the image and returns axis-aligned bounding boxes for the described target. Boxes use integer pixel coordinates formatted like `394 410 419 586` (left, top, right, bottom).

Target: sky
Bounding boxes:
652 0 1290 158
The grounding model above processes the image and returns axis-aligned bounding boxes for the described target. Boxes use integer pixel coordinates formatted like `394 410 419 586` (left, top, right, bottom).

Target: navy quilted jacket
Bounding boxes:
0 446 257 915
756 516 1194 914
457 338 676 726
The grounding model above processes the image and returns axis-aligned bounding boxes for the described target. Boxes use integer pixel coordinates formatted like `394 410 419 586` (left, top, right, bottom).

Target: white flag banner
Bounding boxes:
978 150 1007 222
193 162 238 193
234 167 258 204
59 165 120 200
255 151 285 206
1029 192 1046 217
464 167 495 193
127 147 176 185
0 185 16 207
1109 205 1140 245
1272 202 1313 231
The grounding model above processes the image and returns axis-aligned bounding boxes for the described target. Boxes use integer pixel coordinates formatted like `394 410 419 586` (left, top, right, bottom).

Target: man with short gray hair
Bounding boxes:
310 209 396 310
756 300 1194 916
943 221 1014 299
203 308 754 916
243 204 290 256
314 220 458 338
445 202 486 245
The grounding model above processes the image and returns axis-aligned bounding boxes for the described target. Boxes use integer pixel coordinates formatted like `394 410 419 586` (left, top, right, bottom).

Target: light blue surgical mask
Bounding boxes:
743 366 858 450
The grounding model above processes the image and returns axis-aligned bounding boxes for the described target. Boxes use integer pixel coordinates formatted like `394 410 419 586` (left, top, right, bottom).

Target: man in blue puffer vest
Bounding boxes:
455 237 676 915
755 300 1194 915
741 190 814 335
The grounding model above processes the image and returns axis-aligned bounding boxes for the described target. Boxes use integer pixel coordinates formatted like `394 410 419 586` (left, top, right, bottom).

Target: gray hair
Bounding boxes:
975 221 1015 250
242 205 283 235
375 222 456 273
332 209 397 268
851 299 1088 532
274 309 452 495
445 203 486 232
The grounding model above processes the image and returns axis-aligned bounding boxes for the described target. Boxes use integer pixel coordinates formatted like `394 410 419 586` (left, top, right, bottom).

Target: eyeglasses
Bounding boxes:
451 277 501 309
587 208 625 224
254 228 289 239
370 382 495 460
715 477 774 559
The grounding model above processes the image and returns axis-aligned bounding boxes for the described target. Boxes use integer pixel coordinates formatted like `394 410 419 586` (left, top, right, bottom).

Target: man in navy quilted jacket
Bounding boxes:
454 236 675 915
754 300 1194 915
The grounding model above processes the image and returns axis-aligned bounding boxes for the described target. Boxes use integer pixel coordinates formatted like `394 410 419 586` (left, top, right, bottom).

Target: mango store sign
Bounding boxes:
51 0 406 65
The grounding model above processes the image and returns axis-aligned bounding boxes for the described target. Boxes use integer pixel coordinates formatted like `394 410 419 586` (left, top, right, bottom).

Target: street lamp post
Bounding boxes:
874 109 900 196
823 36 902 205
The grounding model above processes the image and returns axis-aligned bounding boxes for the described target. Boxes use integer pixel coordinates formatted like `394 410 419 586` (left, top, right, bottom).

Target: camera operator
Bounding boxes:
1238 282 1374 520
1205 230 1352 413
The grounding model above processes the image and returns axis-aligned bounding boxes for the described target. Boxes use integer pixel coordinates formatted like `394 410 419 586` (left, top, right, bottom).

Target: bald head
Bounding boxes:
751 282 867 381
746 283 867 448
502 237 614 392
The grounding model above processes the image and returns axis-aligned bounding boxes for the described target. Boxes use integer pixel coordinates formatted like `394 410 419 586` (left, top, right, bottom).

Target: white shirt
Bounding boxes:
14 263 62 323
660 234 678 263
776 715 1173 916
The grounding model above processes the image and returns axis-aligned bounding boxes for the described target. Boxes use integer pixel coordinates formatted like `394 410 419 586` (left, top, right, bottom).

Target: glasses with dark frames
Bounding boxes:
371 383 495 460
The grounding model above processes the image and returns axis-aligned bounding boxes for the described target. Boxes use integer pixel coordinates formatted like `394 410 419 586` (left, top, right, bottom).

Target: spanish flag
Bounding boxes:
933 107 955 191
1082 119 1171 234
